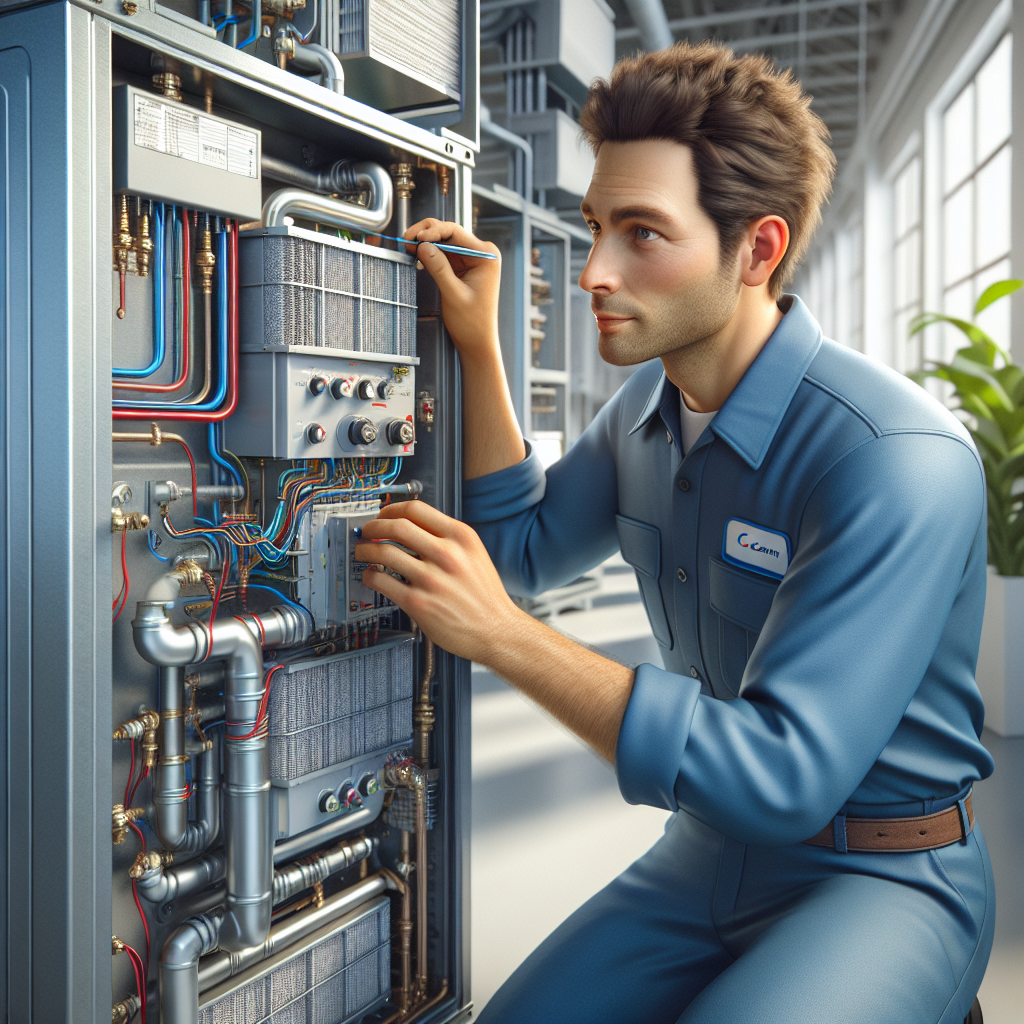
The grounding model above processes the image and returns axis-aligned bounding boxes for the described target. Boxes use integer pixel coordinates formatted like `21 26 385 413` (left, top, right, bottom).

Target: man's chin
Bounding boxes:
598 330 661 367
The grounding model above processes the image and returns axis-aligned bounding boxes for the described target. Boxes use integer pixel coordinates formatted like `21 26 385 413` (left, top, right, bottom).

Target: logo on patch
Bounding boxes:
723 518 791 579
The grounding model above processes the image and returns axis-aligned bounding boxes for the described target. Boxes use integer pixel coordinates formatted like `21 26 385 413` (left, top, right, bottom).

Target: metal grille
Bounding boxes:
269 640 415 781
254 233 416 356
367 0 461 93
199 899 390 1024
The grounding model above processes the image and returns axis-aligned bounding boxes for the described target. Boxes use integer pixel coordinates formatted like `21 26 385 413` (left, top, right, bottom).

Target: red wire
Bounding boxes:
113 531 130 622
229 664 283 740
129 765 149 809
203 554 229 661
124 738 136 808
112 220 239 421
122 941 148 1024
113 209 191 395
122 944 144 1024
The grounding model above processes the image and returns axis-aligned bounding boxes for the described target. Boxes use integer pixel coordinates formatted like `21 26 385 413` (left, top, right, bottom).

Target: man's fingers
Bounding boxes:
370 499 468 539
404 218 494 253
357 516 447 562
354 540 426 583
360 564 412 608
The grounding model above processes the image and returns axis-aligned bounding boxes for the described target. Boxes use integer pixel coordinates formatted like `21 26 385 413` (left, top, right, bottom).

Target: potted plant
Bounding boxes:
910 279 1024 736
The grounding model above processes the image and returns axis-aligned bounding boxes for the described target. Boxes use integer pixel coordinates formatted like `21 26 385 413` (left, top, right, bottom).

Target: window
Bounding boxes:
838 215 864 351
893 155 922 372
940 33 1012 355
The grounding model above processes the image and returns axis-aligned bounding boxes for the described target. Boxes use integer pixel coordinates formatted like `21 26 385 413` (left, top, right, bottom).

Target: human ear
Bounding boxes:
740 216 790 288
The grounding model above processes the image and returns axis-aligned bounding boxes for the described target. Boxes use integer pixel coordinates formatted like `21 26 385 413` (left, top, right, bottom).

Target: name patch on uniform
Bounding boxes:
722 519 791 580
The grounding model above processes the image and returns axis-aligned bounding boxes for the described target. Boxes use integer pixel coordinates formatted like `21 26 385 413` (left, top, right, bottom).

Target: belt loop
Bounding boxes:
833 813 848 853
957 798 972 844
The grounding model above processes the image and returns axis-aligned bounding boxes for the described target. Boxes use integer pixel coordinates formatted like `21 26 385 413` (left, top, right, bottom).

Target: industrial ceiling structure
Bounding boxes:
609 0 906 168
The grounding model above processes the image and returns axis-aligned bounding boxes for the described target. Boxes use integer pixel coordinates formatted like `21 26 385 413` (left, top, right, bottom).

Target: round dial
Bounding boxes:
355 378 377 401
308 376 327 396
386 419 415 446
348 418 378 446
376 379 395 400
307 423 327 444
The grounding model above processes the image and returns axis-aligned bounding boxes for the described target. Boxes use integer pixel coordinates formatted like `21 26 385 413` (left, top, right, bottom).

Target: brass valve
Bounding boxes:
111 804 144 845
152 72 182 102
113 195 133 320
273 32 295 70
129 848 173 880
195 225 216 295
135 201 154 278
111 509 150 532
390 162 416 202
113 708 160 771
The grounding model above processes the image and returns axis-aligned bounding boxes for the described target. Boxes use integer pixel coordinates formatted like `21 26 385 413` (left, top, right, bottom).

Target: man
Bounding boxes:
356 42 994 1024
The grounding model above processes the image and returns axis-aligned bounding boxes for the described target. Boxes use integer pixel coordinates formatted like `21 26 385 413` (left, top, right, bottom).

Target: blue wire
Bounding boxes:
208 422 244 487
245 582 309 614
114 229 230 412
148 531 170 562
113 203 166 377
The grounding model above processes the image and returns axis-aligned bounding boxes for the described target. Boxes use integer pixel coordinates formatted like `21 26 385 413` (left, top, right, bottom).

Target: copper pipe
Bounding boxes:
379 980 450 1024
414 773 428 1001
413 638 435 767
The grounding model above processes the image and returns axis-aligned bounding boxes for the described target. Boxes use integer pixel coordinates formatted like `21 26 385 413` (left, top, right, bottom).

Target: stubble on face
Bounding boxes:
596 255 742 368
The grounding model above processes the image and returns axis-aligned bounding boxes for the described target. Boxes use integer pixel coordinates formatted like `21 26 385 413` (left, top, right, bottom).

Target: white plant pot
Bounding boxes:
975 566 1024 737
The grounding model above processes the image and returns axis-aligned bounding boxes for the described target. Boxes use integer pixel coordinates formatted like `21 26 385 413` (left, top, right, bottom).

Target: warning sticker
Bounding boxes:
133 93 258 179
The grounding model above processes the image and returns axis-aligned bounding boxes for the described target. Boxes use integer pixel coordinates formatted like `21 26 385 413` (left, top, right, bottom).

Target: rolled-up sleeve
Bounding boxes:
463 395 625 596
615 431 986 845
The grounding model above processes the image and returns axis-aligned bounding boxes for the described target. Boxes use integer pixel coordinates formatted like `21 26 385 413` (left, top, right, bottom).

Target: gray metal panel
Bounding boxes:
112 84 263 221
0 6 114 1021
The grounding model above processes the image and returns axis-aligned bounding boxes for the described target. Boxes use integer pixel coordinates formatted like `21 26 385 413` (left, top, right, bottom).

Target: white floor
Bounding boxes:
469 560 1024 1022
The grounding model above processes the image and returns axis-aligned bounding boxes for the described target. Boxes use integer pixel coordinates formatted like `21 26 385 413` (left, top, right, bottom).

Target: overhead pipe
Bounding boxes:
272 803 381 863
113 222 240 422
273 27 344 95
272 835 376 906
623 0 675 51
261 163 394 233
132 561 312 953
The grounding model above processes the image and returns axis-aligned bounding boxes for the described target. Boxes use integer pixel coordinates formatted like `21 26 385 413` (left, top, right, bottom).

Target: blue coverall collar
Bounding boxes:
628 295 823 470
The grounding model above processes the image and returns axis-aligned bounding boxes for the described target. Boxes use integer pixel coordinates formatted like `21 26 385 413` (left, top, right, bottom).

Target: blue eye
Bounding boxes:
635 226 659 241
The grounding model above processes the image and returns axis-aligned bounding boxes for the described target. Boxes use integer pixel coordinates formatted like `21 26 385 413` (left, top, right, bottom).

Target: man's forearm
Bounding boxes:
481 610 636 763
461 346 527 480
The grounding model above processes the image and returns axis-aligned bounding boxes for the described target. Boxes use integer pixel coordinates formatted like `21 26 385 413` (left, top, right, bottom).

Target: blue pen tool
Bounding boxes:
369 233 498 259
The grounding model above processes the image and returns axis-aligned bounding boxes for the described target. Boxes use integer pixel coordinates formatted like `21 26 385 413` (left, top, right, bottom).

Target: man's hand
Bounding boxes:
356 501 636 763
403 219 502 366
355 499 522 664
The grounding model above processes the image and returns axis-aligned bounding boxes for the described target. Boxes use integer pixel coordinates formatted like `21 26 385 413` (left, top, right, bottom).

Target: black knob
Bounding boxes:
358 773 380 797
376 379 395 400
349 417 378 445
329 378 347 399
386 419 415 445
307 423 327 444
355 378 376 401
308 376 327 396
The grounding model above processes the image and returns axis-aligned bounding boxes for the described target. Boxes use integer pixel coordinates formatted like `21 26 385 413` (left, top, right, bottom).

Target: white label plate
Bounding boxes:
723 518 791 579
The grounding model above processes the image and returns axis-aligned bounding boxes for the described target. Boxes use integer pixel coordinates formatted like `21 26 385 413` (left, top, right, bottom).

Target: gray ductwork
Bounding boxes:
133 563 312 954
154 670 219 855
261 162 394 233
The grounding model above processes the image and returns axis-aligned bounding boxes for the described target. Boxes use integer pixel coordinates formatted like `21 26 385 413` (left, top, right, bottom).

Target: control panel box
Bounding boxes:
112 85 262 221
295 501 393 629
223 351 417 458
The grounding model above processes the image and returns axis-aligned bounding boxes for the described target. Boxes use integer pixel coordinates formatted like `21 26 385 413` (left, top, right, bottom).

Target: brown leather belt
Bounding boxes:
804 792 974 853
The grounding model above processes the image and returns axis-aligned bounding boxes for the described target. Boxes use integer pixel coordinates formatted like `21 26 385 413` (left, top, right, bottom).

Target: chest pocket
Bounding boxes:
709 557 779 697
616 515 673 649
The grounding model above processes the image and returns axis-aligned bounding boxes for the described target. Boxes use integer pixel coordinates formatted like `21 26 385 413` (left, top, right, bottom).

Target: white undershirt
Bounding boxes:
680 392 718 456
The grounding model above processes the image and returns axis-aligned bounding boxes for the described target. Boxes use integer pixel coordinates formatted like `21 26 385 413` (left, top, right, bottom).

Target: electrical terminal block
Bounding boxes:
111 804 144 844
111 509 150 532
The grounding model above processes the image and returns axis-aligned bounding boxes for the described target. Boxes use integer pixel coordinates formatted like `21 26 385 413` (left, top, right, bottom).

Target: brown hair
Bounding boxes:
579 41 835 298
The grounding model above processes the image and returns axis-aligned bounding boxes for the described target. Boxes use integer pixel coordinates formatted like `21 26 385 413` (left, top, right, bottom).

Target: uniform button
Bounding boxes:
677 567 687 583
690 666 700 679
678 478 690 492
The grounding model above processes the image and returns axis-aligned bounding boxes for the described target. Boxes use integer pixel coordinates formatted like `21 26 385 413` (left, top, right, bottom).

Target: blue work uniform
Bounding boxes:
465 297 995 1024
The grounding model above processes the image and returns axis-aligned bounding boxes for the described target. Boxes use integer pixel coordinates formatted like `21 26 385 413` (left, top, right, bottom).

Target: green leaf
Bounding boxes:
947 355 1014 411
907 313 992 346
974 279 1024 315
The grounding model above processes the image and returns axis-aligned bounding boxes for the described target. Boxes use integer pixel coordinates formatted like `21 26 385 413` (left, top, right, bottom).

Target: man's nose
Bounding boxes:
578 240 621 295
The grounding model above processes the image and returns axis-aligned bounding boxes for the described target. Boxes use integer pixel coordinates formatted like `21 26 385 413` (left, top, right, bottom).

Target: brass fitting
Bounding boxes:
113 195 133 320
111 935 126 955
152 72 182 102
112 804 144 844
112 994 141 1024
111 509 150 532
437 165 450 196
273 31 295 70
135 202 154 278
129 849 173 880
195 226 216 295
113 709 159 743
173 559 204 589
390 162 416 201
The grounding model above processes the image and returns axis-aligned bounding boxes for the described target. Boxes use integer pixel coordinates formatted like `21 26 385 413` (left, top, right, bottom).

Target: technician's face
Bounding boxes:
579 139 741 366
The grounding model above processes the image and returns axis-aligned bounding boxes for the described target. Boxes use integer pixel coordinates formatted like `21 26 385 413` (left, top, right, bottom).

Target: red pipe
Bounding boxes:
113 210 191 393
112 221 239 422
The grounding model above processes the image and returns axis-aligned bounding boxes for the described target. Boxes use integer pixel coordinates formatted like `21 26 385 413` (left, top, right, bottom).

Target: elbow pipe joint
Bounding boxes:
261 166 394 233
160 912 223 1024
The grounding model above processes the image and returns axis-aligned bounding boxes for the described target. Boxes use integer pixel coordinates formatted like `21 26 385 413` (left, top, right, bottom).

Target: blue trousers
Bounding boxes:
478 808 994 1024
